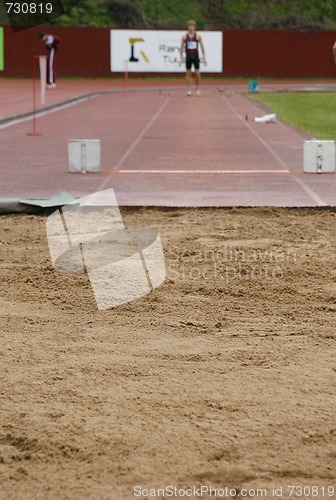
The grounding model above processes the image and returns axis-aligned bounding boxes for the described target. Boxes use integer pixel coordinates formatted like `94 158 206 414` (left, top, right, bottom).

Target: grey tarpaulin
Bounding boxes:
0 192 77 215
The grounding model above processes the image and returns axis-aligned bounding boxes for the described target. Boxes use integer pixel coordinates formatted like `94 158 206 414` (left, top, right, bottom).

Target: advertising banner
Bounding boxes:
111 30 223 73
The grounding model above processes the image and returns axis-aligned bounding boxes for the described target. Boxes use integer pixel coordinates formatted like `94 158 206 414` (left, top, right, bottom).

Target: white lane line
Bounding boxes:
221 95 327 207
0 95 28 103
114 97 170 170
119 169 290 175
0 95 97 130
99 96 171 190
222 95 289 170
293 176 329 206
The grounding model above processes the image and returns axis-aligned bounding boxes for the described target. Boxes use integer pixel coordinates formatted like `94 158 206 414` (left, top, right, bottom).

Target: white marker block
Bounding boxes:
304 140 335 174
68 140 101 173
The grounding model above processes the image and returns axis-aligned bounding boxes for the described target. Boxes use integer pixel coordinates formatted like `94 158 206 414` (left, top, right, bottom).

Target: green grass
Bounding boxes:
251 92 336 140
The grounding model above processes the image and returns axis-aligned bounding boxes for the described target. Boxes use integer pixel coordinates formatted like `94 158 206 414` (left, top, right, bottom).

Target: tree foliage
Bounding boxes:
1 0 336 29
61 0 336 29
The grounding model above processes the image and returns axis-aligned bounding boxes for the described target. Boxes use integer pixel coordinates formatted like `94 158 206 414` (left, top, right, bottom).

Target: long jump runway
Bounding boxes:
1 87 335 207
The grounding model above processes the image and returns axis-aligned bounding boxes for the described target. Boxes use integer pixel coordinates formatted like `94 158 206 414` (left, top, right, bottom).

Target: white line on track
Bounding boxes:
293 176 328 206
0 95 97 130
0 95 28 103
119 169 290 175
221 95 327 207
99 96 171 190
222 95 290 170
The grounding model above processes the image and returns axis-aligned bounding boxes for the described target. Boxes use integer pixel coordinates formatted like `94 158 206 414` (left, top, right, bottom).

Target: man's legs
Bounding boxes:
47 48 56 89
46 55 51 85
186 69 192 95
195 69 201 95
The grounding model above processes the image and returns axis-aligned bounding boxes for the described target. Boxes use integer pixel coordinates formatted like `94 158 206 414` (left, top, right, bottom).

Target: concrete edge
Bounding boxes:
0 199 335 215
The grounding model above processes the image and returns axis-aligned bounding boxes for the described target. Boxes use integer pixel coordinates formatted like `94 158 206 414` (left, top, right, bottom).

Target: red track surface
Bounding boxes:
1 80 336 207
1 79 335 119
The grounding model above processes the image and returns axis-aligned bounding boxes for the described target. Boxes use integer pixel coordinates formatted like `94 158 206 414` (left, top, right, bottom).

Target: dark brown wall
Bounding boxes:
224 30 336 78
2 26 111 78
2 25 336 79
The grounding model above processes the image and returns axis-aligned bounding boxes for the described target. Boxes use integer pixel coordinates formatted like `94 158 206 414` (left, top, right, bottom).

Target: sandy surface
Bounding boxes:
0 208 335 500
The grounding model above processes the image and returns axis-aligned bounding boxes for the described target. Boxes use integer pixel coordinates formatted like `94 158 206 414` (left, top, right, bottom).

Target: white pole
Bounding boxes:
39 56 47 106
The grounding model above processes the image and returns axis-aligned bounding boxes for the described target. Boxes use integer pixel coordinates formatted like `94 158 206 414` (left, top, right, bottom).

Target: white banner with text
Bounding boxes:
110 30 223 73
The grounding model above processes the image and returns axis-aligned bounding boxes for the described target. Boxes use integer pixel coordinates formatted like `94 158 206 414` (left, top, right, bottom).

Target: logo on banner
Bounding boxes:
129 37 149 63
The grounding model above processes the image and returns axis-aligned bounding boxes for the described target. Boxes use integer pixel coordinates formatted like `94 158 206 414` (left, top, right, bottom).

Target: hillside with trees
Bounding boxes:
1 0 336 30
57 0 336 30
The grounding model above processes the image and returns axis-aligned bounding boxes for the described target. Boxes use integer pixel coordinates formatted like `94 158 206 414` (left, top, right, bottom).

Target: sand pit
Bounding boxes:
0 208 335 499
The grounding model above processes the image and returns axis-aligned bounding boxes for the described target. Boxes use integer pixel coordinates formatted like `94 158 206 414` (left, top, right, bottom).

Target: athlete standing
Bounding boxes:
39 32 61 89
180 20 207 96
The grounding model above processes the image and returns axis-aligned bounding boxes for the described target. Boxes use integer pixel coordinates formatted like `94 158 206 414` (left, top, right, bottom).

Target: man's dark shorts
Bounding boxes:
186 58 200 70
